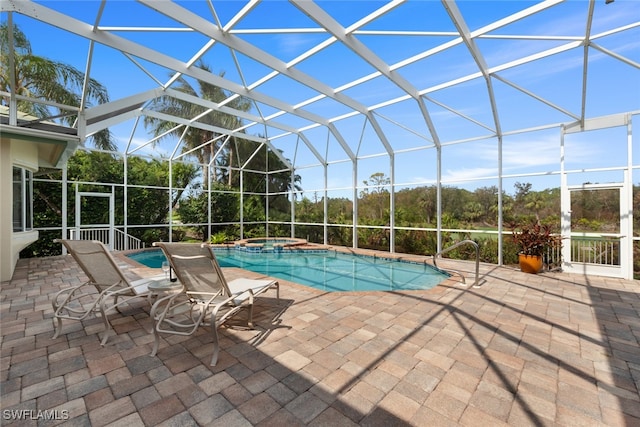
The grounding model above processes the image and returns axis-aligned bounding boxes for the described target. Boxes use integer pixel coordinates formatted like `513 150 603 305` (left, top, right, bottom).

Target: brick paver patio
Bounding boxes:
1 251 639 426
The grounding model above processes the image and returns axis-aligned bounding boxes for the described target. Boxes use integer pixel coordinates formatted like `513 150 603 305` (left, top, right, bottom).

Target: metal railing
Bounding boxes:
69 228 145 251
570 235 620 266
433 239 480 288
543 237 563 271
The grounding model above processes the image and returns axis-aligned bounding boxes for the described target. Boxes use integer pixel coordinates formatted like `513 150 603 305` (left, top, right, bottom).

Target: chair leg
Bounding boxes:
246 304 254 329
150 328 161 357
52 317 62 339
100 328 112 346
113 295 124 314
210 325 220 366
99 301 113 346
51 290 68 339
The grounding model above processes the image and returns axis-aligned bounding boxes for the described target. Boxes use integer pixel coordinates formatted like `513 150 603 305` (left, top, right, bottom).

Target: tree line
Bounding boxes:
25 154 638 272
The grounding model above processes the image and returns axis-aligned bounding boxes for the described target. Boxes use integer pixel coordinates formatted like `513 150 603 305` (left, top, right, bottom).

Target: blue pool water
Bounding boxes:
128 249 449 292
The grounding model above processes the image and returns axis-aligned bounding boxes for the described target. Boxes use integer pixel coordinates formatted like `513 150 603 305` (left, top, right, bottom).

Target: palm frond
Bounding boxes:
1 22 114 149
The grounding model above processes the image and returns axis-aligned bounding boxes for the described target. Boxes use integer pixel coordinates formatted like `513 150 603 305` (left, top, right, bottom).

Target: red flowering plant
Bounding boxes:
511 220 561 257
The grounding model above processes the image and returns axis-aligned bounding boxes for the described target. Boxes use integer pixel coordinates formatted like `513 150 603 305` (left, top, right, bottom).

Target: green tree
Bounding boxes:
441 186 471 222
215 166 298 227
417 186 437 225
0 22 115 150
123 156 199 228
24 151 199 256
474 186 499 225
143 64 301 224
226 141 302 219
462 201 483 223
67 152 199 239
327 197 353 224
296 197 319 222
143 62 251 187
524 192 546 223
177 182 239 240
359 172 390 222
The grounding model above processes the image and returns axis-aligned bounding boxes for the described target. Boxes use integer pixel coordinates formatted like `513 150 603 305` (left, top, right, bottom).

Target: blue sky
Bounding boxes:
5 0 640 195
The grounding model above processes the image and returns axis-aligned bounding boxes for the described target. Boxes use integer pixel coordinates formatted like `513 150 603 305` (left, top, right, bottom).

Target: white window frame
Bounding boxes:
12 166 33 233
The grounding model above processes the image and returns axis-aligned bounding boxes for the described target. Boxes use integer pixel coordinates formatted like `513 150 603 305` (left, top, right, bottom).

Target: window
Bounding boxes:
13 167 33 232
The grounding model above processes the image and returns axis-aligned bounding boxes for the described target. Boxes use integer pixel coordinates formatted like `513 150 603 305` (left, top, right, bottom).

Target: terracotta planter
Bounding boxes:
518 253 543 274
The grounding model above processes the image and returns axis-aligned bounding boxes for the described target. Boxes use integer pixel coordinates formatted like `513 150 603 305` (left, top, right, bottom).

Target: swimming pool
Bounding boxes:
127 248 449 292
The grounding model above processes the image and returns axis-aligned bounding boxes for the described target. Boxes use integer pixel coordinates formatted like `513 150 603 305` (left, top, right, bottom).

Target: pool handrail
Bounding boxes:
432 239 481 288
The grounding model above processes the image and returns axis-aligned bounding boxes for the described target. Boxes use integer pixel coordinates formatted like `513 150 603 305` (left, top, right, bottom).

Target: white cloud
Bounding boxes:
439 132 604 183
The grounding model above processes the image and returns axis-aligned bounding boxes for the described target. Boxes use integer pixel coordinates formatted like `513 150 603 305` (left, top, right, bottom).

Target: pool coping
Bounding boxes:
232 237 310 250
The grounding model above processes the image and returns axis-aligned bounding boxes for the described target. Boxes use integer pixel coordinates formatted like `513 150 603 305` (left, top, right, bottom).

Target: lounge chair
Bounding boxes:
151 242 279 365
53 239 161 345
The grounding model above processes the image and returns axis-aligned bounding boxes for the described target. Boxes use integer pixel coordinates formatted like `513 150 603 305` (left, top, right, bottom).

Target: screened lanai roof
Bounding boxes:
2 0 639 179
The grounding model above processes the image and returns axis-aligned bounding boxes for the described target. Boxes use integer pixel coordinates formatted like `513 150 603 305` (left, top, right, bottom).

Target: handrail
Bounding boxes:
114 229 145 251
433 239 480 288
69 228 145 251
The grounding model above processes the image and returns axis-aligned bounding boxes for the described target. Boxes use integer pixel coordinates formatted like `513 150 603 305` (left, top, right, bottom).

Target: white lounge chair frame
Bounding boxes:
53 239 153 345
151 242 279 366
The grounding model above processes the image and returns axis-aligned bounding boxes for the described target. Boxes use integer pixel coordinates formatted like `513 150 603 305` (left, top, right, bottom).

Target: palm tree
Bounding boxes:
223 138 301 194
144 63 303 225
524 192 546 223
0 22 115 151
144 62 252 188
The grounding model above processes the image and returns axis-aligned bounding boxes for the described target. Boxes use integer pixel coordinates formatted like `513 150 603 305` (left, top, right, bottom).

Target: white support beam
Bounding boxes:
137 0 379 159
138 0 370 116
5 0 351 153
443 0 502 137
143 110 266 144
292 0 441 149
580 1 597 127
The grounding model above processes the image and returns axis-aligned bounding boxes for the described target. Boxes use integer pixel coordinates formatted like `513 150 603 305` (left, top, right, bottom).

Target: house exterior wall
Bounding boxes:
1 137 39 282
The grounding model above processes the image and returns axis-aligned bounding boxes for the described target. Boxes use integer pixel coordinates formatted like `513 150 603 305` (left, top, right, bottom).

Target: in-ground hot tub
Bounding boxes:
233 237 308 252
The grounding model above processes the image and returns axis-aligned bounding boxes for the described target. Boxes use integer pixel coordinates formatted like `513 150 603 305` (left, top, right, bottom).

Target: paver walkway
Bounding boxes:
1 252 639 426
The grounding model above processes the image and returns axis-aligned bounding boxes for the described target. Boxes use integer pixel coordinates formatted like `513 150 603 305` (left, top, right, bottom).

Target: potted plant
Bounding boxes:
511 220 561 274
